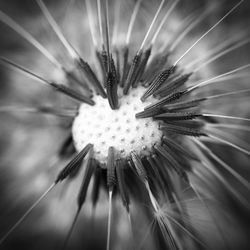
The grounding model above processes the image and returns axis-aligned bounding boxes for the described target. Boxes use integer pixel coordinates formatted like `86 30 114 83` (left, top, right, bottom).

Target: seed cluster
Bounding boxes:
72 87 162 163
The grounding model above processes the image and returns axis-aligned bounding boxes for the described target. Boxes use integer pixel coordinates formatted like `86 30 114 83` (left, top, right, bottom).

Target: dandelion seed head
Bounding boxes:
0 0 250 249
72 86 162 163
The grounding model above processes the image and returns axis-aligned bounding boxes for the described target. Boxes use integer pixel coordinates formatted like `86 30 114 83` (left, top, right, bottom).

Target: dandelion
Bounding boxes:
0 0 250 249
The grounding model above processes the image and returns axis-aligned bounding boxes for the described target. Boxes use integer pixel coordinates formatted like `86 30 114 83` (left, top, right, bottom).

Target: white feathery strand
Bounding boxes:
150 0 180 46
36 0 78 60
85 0 98 48
173 0 245 66
0 10 62 69
138 0 166 54
126 0 143 45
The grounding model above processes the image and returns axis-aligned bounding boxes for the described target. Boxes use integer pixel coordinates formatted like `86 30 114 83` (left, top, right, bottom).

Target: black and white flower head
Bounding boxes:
0 0 250 249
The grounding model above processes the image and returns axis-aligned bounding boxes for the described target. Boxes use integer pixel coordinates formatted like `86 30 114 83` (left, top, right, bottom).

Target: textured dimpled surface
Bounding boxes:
72 86 162 163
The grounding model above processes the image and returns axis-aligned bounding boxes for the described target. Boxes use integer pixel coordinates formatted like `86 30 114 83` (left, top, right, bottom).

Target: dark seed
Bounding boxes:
58 134 76 158
77 151 95 209
162 136 200 161
130 151 147 182
123 52 142 95
132 47 152 87
50 82 95 105
154 144 189 183
55 144 93 183
163 98 206 111
141 65 176 101
107 147 116 190
144 90 187 111
77 58 107 98
91 165 102 208
143 52 170 85
154 72 192 98
156 111 201 121
96 49 108 83
106 71 119 109
120 46 129 87
65 70 91 93
116 159 130 212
